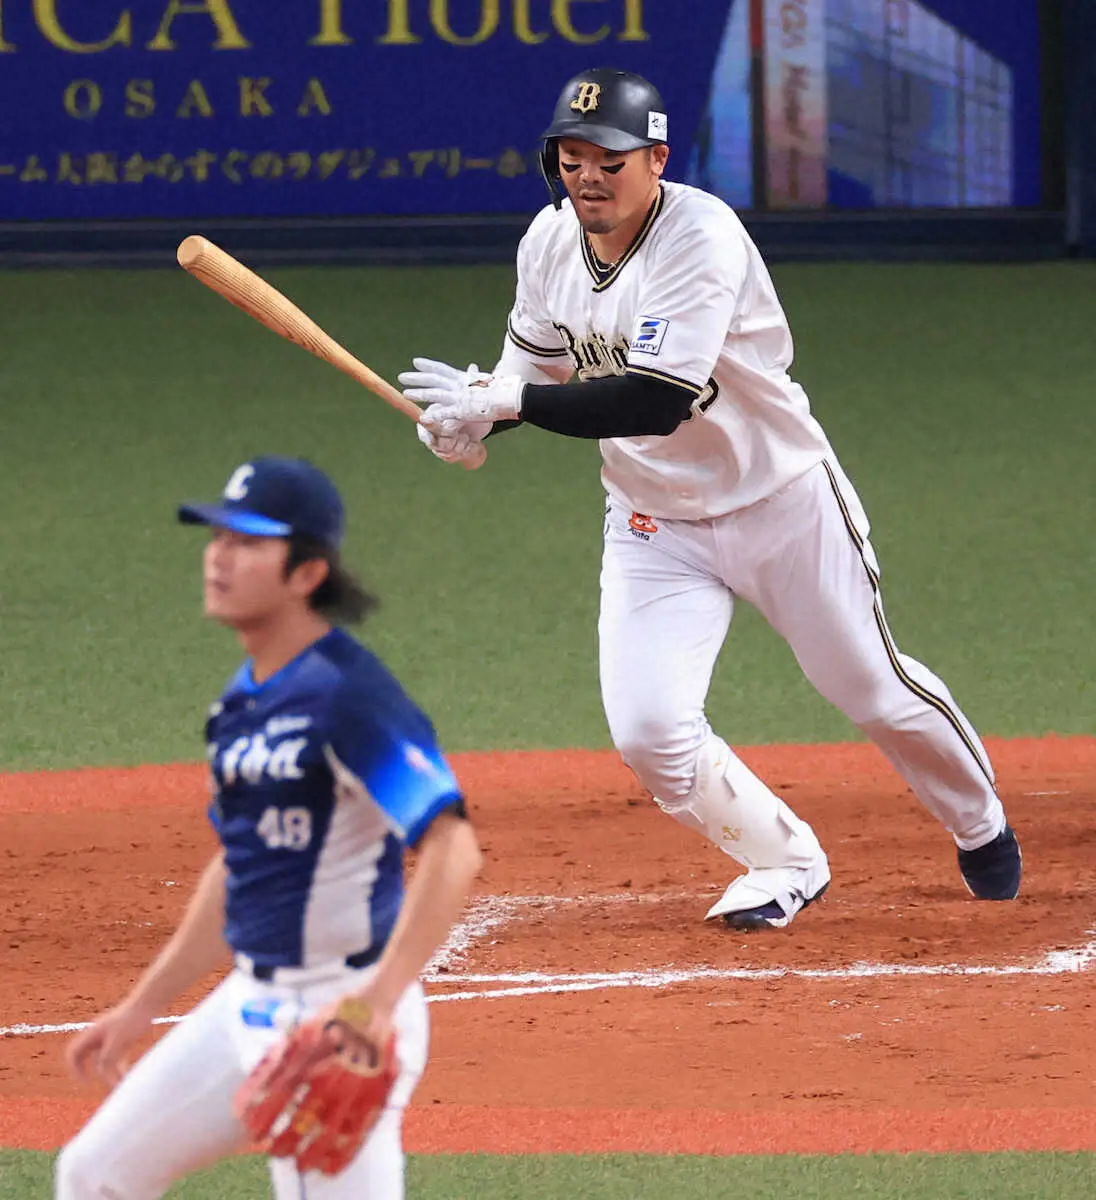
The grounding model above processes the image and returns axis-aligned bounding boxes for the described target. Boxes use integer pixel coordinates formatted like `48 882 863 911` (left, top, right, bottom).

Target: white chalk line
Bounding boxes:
425 895 535 973
426 892 682 973
6 946 1094 1038
1 1015 183 1038
423 891 693 979
4 892 1092 1038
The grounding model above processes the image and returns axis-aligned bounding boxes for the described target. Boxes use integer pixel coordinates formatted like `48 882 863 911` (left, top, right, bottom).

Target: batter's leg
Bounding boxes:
599 501 828 926
55 977 249 1200
731 461 1013 885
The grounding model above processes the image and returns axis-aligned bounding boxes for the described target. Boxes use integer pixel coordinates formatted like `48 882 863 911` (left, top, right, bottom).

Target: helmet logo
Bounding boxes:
570 82 602 114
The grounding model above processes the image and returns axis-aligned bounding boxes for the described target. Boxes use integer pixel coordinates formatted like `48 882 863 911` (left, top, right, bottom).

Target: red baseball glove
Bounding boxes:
235 996 398 1176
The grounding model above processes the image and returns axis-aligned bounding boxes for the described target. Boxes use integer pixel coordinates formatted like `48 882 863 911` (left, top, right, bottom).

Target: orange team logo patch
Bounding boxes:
629 513 658 535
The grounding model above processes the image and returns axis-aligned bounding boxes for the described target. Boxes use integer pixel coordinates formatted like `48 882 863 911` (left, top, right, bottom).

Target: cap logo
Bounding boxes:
570 82 602 114
223 464 255 501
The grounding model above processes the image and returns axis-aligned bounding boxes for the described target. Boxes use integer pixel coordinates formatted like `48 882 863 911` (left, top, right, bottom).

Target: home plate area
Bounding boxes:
416 738 1096 997
422 890 1096 1003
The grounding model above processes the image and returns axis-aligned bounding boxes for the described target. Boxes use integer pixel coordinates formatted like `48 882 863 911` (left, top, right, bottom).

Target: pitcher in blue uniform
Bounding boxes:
57 456 483 1199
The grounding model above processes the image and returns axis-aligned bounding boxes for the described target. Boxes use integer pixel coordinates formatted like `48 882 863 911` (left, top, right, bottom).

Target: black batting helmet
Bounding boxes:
539 68 668 209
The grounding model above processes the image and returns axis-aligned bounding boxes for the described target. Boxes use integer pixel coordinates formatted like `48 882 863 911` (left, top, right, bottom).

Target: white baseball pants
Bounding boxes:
54 965 428 1200
599 459 1005 870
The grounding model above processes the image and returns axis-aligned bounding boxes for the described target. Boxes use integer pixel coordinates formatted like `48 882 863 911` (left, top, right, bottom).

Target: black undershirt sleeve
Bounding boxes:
486 374 697 440
484 418 523 440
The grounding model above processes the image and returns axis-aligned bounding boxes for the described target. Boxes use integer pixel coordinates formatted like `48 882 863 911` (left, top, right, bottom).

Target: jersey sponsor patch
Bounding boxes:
630 316 669 357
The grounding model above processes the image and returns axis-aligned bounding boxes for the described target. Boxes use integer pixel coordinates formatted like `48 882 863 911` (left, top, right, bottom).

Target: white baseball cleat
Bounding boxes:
705 861 831 930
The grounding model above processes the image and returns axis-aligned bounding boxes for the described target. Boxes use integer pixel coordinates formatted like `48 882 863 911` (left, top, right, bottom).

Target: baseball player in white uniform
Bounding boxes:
56 457 483 1198
400 68 1022 929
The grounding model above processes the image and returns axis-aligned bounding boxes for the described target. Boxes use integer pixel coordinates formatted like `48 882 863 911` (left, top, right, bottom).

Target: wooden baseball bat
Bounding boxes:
176 234 424 421
177 235 485 470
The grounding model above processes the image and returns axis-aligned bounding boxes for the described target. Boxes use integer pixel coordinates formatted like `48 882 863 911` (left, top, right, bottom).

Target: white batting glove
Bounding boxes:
401 357 525 425
399 357 495 441
415 415 488 468
399 356 486 398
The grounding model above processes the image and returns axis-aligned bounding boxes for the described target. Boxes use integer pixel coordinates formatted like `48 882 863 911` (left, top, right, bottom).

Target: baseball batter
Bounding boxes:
56 457 482 1198
401 68 1021 929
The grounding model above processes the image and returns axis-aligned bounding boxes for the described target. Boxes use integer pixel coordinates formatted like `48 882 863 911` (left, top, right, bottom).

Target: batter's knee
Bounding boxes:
610 713 706 802
845 679 930 730
808 656 925 729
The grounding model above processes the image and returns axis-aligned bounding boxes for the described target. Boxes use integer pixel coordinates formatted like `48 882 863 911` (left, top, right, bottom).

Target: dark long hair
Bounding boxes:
284 535 377 626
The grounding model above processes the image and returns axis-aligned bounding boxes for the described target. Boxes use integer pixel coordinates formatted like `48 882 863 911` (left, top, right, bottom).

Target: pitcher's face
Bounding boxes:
202 530 293 628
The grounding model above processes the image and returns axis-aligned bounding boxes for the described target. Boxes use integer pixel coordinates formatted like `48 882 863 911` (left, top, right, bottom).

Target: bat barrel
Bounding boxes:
174 235 482 468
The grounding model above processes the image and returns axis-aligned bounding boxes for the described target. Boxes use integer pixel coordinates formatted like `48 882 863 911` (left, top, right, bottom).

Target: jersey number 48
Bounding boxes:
256 806 313 851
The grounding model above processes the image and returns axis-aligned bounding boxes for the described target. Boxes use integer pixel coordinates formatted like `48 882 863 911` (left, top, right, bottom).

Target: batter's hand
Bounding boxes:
400 358 493 468
398 356 486 398
400 357 524 425
415 417 488 468
67 999 155 1088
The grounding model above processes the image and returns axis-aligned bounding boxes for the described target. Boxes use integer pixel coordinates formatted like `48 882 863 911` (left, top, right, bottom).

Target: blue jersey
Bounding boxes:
205 628 462 970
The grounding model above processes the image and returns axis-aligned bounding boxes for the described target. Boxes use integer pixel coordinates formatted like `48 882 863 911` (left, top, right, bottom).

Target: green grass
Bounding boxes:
0 262 1093 769
3 1148 1095 1198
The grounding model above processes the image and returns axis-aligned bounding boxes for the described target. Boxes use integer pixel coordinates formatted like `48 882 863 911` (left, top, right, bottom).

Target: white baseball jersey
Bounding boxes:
503 180 833 519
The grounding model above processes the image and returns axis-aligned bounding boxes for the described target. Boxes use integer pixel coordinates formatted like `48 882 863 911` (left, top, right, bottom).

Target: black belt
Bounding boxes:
248 945 381 982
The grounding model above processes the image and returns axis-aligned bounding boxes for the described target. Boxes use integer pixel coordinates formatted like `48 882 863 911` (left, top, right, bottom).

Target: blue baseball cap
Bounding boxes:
178 456 345 548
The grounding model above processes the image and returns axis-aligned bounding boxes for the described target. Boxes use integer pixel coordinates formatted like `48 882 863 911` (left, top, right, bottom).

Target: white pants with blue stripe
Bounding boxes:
54 965 428 1200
